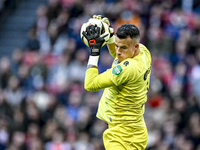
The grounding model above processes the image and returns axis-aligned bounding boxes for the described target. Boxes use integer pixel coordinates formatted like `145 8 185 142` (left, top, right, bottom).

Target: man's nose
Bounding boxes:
116 47 121 54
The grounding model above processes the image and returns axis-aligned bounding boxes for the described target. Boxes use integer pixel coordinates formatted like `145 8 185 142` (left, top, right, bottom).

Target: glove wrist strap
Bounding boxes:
87 55 99 66
90 48 100 56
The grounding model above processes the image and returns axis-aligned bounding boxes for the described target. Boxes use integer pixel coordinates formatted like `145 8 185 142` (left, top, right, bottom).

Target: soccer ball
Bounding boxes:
80 18 110 47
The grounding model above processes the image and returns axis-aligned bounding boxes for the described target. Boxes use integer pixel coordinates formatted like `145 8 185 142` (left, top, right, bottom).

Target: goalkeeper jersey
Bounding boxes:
85 44 151 127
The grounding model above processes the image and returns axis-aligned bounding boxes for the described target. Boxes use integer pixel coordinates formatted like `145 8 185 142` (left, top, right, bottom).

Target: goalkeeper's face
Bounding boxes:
115 36 139 63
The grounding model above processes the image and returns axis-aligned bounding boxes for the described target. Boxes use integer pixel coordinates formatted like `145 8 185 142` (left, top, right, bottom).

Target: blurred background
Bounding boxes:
0 0 200 149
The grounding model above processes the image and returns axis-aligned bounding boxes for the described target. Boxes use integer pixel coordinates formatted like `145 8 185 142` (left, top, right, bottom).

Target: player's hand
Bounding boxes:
82 24 108 56
93 15 114 44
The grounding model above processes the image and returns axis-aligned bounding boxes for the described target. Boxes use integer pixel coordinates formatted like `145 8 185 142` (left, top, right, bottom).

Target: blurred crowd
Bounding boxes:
0 0 18 16
0 0 200 149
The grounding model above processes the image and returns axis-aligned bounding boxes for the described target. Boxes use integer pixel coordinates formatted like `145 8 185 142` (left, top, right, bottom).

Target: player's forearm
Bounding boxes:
107 43 116 58
84 68 101 92
84 68 114 92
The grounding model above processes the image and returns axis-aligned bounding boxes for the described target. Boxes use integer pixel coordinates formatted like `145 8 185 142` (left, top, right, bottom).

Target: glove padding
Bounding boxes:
93 15 114 44
82 24 108 56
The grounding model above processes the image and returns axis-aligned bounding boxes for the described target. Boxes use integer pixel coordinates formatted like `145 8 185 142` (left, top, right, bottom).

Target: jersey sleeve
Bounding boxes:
84 60 139 92
108 60 138 86
84 68 115 92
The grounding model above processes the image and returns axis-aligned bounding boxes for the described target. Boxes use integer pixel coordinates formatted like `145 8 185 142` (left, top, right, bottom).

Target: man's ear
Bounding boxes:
135 43 139 49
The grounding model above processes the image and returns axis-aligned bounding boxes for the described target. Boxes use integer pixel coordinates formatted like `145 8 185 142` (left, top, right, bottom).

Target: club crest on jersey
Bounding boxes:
112 65 123 75
123 61 129 66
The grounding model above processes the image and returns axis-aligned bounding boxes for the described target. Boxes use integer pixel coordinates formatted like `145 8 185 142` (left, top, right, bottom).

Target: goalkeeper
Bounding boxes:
82 15 151 150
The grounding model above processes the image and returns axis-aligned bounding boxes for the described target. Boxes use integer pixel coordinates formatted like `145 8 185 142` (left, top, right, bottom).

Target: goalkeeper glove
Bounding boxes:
82 24 108 56
93 15 115 44
82 24 109 67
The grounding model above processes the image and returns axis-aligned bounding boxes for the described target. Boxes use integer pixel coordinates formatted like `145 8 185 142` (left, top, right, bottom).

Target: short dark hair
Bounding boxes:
116 24 140 40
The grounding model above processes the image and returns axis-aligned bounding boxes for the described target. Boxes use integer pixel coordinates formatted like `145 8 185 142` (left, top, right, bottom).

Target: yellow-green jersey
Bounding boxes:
85 44 151 127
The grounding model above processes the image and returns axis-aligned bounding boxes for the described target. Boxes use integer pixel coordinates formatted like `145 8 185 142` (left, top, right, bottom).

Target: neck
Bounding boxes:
132 47 140 58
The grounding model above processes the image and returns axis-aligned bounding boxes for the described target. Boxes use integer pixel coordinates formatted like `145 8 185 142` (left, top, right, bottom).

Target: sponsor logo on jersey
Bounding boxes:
112 65 123 75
